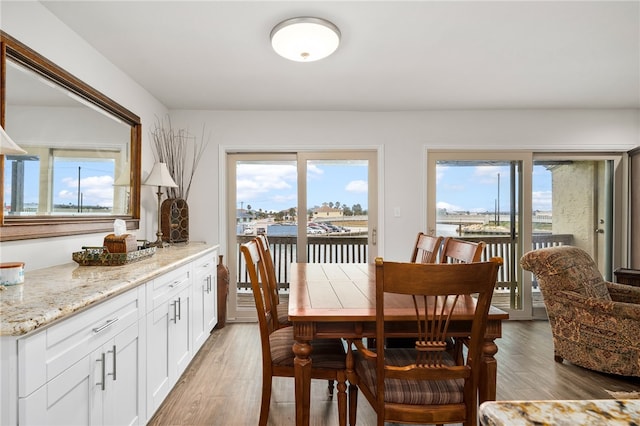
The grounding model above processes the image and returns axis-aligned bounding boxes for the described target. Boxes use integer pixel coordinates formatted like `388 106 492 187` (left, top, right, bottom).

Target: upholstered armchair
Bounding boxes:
520 246 640 377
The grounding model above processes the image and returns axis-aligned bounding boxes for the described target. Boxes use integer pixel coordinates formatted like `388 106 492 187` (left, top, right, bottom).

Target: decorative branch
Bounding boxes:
150 115 210 200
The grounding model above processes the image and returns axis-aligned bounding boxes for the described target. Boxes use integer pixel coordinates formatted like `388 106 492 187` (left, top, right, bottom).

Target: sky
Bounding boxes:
236 160 369 213
6 158 552 214
436 163 552 213
236 161 552 214
5 157 116 208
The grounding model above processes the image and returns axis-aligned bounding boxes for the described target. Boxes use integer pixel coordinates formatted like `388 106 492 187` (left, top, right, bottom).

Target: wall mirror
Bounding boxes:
1 31 141 241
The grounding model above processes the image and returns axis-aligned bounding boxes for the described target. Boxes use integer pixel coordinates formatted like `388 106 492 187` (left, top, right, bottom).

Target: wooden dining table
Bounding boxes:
288 262 510 426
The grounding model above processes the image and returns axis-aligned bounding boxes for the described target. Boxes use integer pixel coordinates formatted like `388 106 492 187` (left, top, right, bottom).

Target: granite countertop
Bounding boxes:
0 242 217 337
479 399 640 426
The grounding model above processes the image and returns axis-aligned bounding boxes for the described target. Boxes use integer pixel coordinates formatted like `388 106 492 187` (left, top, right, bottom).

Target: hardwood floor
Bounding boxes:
148 320 640 425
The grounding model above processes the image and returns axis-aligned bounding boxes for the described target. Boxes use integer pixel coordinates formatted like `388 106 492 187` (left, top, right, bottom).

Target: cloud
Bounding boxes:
236 163 296 206
473 165 504 184
345 180 367 193
532 190 552 211
59 175 114 207
437 201 463 211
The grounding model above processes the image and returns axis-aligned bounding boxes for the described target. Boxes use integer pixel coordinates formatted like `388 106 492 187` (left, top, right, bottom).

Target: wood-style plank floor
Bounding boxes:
148 321 640 425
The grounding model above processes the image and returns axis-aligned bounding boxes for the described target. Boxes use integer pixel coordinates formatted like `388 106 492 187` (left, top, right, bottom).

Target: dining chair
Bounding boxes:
439 237 485 264
349 257 502 426
240 239 351 426
255 234 291 329
387 232 445 349
410 232 444 264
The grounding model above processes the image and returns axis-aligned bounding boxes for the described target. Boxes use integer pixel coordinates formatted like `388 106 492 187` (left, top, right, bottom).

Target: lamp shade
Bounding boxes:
0 125 27 155
271 17 340 62
143 162 178 187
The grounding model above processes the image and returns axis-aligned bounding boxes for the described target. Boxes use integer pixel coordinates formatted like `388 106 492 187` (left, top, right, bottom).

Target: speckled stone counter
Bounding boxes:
479 399 640 426
0 242 217 336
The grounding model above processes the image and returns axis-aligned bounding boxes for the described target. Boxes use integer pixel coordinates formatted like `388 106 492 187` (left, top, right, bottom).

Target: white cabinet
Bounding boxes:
2 245 219 426
18 287 144 426
145 264 192 417
192 251 217 351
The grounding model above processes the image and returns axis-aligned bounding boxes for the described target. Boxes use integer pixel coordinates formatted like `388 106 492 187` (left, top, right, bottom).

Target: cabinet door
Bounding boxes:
192 269 216 350
191 268 206 351
192 255 217 351
146 285 191 417
19 355 93 426
107 322 141 426
171 285 191 375
204 271 217 335
146 301 171 416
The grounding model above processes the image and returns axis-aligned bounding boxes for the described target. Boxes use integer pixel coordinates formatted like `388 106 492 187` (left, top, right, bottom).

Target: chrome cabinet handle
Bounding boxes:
176 297 182 321
172 300 178 323
107 345 117 381
93 318 119 334
96 352 106 390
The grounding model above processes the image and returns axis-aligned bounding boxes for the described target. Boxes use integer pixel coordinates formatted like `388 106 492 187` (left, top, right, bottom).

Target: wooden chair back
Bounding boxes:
255 234 279 300
439 237 485 264
354 257 502 426
240 239 277 340
410 232 443 264
255 234 290 329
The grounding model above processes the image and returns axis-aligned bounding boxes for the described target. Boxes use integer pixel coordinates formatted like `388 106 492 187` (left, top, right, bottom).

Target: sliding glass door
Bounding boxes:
227 150 377 322
428 151 625 320
427 152 530 318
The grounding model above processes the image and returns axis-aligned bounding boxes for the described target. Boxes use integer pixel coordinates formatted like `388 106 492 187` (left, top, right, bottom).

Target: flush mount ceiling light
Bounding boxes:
270 17 341 62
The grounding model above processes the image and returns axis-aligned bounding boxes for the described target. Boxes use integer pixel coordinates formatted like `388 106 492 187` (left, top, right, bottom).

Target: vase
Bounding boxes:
160 198 189 243
216 254 229 328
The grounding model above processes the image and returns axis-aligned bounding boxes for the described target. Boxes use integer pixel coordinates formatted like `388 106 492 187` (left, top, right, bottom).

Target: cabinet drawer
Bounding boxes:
193 253 215 276
147 264 191 310
18 286 142 398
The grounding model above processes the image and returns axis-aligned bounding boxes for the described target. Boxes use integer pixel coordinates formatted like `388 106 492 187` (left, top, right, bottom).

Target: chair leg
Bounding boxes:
328 379 335 397
336 373 348 426
259 374 272 426
348 384 358 426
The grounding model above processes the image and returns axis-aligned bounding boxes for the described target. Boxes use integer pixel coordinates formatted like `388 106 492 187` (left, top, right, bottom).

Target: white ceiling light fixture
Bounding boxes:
270 17 341 62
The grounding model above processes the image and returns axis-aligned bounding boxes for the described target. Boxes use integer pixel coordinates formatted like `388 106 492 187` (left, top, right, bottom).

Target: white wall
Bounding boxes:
169 109 639 261
1 3 639 271
1 2 168 270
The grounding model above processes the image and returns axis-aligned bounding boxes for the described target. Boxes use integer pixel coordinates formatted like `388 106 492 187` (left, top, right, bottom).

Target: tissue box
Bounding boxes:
103 234 137 253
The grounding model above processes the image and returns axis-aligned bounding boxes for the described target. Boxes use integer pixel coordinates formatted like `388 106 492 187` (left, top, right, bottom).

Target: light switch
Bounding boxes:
394 207 401 217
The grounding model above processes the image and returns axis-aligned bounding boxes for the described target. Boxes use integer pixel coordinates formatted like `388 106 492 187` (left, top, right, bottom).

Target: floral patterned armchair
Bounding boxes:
520 246 640 377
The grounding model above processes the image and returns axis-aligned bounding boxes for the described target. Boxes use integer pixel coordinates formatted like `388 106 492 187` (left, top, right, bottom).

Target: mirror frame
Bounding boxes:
0 31 141 241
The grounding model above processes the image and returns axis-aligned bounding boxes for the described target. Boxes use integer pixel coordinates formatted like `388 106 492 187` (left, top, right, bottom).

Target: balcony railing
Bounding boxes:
235 233 573 292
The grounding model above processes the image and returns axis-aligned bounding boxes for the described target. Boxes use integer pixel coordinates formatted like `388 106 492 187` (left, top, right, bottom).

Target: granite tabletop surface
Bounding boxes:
479 399 640 426
0 242 217 337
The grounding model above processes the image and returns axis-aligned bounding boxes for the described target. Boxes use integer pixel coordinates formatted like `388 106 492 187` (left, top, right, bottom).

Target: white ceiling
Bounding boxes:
40 0 640 111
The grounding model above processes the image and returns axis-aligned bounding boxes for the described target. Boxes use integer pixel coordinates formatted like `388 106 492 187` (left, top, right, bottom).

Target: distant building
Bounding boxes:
312 204 344 219
236 208 255 223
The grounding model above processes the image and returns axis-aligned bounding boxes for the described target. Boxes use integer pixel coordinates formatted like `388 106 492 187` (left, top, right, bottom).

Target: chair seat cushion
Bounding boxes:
269 327 346 369
276 303 292 327
355 348 464 405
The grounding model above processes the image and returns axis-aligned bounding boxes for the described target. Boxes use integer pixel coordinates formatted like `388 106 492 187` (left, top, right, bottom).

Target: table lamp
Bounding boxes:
143 162 178 247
